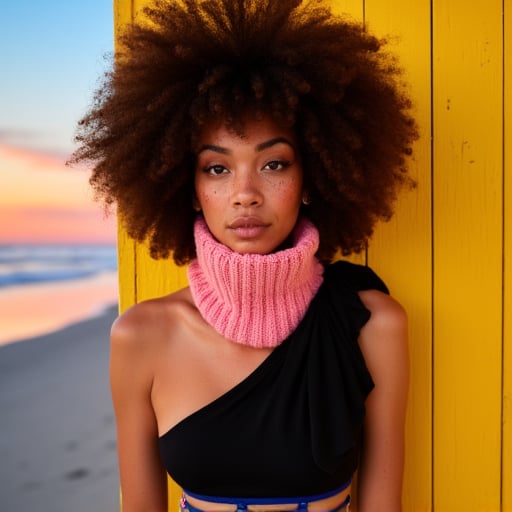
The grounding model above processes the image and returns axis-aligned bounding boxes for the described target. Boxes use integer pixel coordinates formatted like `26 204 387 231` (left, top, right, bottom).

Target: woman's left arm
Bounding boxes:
354 290 409 512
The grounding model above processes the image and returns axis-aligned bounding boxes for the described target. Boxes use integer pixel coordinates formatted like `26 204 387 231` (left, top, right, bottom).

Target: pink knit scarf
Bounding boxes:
187 217 324 348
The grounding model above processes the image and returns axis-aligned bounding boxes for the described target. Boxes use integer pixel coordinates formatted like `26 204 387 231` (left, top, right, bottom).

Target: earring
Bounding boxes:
302 194 311 206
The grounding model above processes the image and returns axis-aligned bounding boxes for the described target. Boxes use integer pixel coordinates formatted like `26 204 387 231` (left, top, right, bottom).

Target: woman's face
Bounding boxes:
194 116 304 255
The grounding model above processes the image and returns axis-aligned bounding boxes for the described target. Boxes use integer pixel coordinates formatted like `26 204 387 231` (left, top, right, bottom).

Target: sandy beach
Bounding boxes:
0 304 120 512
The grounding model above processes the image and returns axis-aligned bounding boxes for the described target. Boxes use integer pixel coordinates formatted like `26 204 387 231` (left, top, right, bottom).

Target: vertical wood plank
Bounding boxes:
329 0 363 19
503 1 511 509
113 0 184 508
117 228 137 312
135 247 188 301
364 1 433 510
328 0 366 270
113 0 134 37
432 0 503 509
132 0 148 19
113 0 138 314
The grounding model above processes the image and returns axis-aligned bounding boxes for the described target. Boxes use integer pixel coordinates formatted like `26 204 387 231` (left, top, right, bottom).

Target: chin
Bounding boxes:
228 241 275 255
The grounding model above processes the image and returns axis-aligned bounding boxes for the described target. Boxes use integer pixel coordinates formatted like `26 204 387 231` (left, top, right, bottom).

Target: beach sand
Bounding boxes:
0 305 120 512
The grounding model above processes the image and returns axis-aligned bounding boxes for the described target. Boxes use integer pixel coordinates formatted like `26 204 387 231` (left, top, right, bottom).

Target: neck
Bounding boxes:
187 217 324 348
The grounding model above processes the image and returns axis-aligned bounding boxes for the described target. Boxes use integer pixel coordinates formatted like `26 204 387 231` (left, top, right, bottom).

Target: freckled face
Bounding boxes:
194 117 304 255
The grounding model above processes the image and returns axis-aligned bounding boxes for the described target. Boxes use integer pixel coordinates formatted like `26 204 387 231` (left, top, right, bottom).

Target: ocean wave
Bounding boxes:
0 244 117 289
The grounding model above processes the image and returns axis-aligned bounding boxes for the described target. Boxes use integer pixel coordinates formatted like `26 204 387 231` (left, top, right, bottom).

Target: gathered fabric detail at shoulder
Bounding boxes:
305 260 389 473
187 216 324 348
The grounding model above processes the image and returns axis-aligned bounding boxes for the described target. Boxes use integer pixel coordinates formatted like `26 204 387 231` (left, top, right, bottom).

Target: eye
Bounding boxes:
263 160 291 171
204 164 229 176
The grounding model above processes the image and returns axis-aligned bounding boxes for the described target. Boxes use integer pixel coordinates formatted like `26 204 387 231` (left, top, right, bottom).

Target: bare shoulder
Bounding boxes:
109 291 195 512
356 289 409 393
109 286 197 405
354 292 409 509
358 289 408 333
109 288 198 387
111 286 195 350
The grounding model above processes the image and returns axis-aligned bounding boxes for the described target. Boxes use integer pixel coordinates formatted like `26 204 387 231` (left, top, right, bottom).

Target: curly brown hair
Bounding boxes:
70 0 418 264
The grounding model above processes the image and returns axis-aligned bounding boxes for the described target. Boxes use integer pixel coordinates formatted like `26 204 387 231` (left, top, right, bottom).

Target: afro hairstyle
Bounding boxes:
70 0 418 264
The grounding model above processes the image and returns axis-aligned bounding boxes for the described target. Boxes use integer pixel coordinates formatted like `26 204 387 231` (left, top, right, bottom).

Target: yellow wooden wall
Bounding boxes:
113 1 511 510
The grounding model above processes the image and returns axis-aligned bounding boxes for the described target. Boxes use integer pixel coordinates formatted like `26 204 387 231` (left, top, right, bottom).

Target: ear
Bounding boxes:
192 196 201 212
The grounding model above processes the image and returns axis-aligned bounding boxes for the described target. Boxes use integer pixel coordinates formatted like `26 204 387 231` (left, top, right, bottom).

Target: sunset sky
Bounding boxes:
0 1 116 244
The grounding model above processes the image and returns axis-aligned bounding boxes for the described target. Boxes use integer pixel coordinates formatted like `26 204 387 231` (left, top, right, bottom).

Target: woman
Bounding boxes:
71 0 417 510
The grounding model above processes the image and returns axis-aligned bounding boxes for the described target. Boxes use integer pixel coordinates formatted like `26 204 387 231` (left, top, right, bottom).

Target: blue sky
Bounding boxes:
0 0 113 157
0 1 116 244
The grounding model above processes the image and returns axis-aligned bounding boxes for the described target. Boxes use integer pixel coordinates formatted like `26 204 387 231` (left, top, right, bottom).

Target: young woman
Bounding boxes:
71 1 417 510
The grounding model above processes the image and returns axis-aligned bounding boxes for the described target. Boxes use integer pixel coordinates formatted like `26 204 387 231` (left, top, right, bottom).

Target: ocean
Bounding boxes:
0 244 117 289
0 244 119 345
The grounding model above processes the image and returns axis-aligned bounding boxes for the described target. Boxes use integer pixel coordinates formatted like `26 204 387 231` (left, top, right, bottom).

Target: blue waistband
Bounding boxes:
183 478 351 506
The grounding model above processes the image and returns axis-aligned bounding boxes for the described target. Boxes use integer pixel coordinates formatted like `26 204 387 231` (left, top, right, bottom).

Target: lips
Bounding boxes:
228 217 270 239
229 217 268 229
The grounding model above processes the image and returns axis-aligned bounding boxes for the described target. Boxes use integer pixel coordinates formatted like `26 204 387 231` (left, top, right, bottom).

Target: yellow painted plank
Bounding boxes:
129 0 185 503
132 0 149 20
113 0 134 37
328 0 364 272
113 0 137 315
116 227 137 312
503 2 512 509
134 244 188 301
329 0 363 20
363 1 432 510
432 0 503 509
113 0 184 508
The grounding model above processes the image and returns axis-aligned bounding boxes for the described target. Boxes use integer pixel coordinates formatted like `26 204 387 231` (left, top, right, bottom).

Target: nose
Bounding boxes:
231 171 263 207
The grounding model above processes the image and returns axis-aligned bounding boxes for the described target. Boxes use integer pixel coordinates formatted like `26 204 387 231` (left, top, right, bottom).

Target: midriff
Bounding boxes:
184 484 352 511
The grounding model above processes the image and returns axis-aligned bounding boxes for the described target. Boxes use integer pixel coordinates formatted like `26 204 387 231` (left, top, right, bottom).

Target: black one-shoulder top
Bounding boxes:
158 261 389 498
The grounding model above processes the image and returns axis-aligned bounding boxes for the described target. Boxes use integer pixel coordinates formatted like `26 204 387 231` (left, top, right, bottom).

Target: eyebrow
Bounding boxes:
256 137 295 152
198 137 295 155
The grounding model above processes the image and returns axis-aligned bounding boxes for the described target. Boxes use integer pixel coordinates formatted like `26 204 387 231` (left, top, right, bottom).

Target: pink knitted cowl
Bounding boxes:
187 217 324 348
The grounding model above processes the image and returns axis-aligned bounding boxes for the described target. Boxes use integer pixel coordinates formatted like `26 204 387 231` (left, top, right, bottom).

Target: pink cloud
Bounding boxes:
0 144 117 244
0 205 116 244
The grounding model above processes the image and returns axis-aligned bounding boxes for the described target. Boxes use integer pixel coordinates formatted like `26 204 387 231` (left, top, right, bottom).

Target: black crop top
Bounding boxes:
158 261 389 498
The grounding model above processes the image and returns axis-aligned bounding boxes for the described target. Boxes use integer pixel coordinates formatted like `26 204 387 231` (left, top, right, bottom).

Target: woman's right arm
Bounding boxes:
110 307 168 512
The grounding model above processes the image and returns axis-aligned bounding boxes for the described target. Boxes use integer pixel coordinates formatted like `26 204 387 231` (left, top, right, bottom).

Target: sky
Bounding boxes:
0 0 116 244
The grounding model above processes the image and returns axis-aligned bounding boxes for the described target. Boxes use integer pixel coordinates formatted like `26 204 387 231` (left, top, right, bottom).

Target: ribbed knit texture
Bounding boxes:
187 217 324 348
